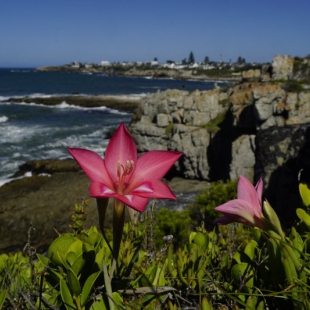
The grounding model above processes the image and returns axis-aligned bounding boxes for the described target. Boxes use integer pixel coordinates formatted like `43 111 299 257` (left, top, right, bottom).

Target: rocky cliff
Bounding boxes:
129 55 310 223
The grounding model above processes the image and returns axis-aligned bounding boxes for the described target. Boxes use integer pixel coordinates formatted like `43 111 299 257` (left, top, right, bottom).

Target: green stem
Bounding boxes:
113 199 125 274
103 260 115 310
96 198 114 256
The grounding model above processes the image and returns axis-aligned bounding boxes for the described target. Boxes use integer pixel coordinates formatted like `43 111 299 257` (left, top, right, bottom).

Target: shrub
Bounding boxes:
150 208 191 250
189 180 237 228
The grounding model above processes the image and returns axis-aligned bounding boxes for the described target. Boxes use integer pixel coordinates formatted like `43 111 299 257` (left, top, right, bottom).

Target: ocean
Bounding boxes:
0 68 225 184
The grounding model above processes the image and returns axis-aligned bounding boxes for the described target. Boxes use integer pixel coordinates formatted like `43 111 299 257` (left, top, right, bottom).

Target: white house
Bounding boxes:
100 61 110 67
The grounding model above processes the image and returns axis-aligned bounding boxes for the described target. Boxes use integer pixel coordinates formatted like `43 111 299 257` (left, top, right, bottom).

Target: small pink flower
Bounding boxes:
214 175 267 229
68 123 182 212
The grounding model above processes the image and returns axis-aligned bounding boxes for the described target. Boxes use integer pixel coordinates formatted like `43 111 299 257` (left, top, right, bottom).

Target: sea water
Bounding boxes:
0 68 226 183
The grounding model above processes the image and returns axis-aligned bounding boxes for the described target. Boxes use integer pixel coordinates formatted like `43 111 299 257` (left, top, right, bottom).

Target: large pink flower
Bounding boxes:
68 123 182 212
214 176 267 229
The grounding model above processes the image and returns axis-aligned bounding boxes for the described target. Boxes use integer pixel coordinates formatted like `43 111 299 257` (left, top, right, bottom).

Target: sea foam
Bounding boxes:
0 116 8 123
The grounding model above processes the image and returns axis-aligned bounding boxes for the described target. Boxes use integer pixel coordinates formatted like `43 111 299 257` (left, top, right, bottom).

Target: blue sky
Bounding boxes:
1 0 310 67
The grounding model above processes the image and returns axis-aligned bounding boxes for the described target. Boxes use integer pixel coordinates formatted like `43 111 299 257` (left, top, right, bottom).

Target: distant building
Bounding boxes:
100 61 110 67
71 61 81 68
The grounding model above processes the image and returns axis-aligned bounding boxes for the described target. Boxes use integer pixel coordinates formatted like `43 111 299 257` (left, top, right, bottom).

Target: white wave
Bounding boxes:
0 116 8 123
0 124 48 144
0 96 11 102
1 98 130 115
0 172 32 187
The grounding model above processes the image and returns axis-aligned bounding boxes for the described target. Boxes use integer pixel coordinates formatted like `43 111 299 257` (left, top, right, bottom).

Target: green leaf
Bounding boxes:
140 266 157 286
87 231 101 247
94 248 105 271
67 268 81 296
290 227 303 254
36 253 50 267
244 240 257 260
67 240 84 265
71 252 86 276
112 292 124 309
90 296 107 310
231 263 254 292
245 295 257 310
299 183 310 207
66 252 78 267
296 208 310 226
263 201 284 237
48 234 77 266
57 251 71 270
80 271 101 307
0 289 8 309
193 232 209 251
60 278 77 310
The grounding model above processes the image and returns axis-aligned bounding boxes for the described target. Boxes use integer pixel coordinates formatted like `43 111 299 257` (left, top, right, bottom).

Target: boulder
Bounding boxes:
255 124 310 223
272 55 294 80
230 135 256 181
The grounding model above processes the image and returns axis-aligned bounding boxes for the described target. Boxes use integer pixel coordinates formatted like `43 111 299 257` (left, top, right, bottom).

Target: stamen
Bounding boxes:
117 161 121 177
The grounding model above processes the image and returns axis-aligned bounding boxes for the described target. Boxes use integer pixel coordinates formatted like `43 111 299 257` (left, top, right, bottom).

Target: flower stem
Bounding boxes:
113 199 125 273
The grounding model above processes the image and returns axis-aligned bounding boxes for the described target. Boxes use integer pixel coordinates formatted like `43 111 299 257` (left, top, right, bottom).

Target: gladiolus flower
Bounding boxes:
68 123 182 212
214 175 268 230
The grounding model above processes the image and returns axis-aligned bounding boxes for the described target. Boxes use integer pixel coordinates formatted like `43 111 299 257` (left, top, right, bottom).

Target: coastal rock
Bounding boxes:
0 167 100 253
272 55 294 80
129 75 310 201
230 135 256 181
255 124 310 223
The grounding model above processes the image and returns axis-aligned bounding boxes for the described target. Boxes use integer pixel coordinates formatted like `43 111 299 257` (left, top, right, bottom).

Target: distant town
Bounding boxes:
38 53 310 83
67 55 261 72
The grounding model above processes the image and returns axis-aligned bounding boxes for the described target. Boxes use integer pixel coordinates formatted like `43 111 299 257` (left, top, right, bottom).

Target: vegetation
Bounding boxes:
2 181 310 308
190 180 238 227
282 80 305 93
200 112 227 132
165 123 174 135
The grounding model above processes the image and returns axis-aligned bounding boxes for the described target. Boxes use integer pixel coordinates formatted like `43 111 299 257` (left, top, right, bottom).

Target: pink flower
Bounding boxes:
68 123 182 212
214 175 267 229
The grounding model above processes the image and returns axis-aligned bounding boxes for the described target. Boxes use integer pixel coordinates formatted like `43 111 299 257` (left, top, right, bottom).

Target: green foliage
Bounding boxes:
165 123 174 135
194 67 234 78
5 182 310 308
219 98 230 105
200 112 227 132
152 208 191 250
293 56 310 77
190 180 237 226
282 80 305 92
69 199 89 236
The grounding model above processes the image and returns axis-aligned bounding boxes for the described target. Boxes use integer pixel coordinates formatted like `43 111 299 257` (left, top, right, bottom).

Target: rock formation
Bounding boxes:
129 55 310 223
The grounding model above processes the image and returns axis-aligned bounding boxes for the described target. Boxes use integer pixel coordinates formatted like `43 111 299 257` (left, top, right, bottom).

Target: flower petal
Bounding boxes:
215 199 257 226
255 178 263 206
237 176 261 213
89 182 117 198
131 180 177 200
68 147 114 188
127 150 182 191
104 123 137 184
114 194 149 212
